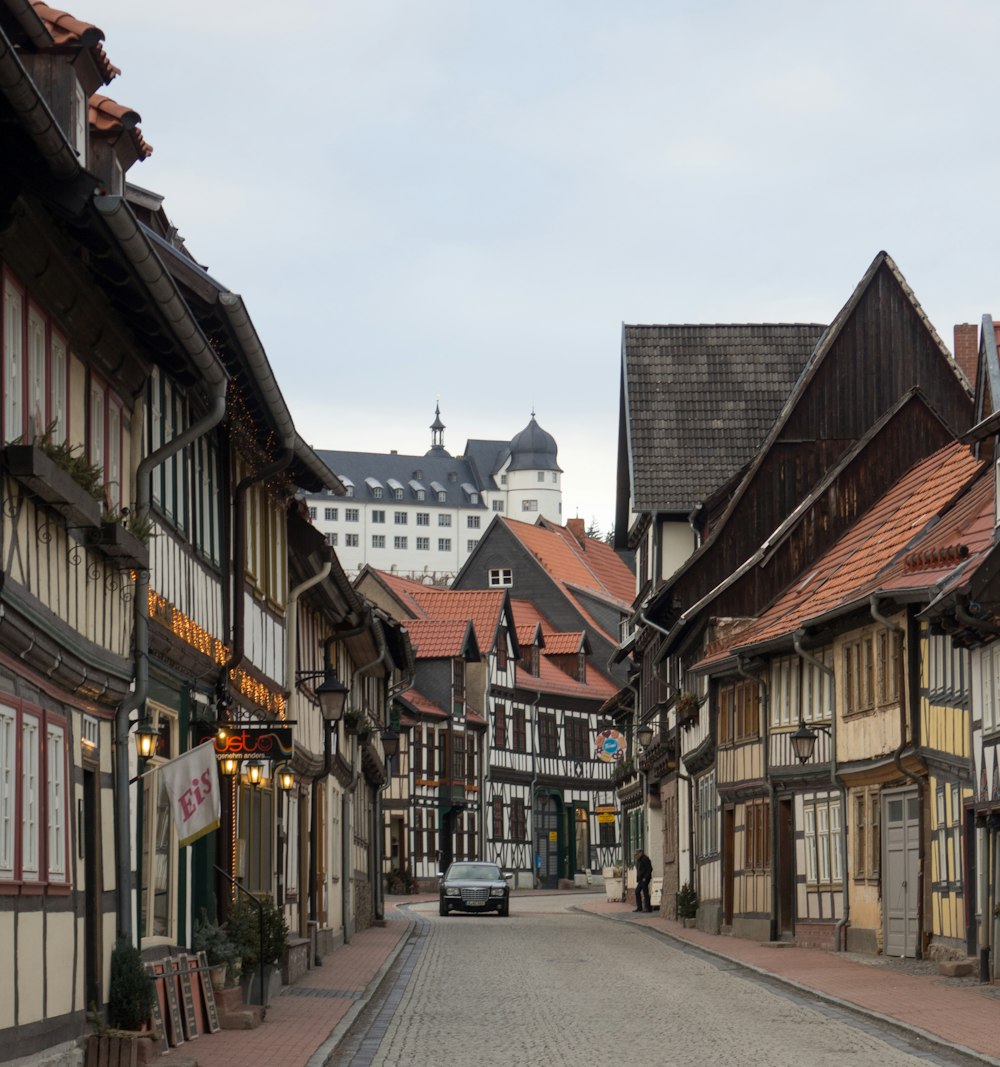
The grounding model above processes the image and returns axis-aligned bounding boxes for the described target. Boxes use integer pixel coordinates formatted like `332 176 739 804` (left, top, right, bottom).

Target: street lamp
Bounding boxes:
300 667 348 722
791 720 832 763
219 755 239 777
381 727 400 760
135 719 159 761
637 722 654 749
277 764 296 790
244 760 264 788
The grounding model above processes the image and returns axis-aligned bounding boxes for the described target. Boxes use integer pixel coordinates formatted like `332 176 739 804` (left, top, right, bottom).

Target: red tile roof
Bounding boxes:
31 2 121 83
398 687 448 718
699 442 984 664
89 94 152 159
404 619 475 660
542 632 586 654
501 519 633 641
406 589 507 652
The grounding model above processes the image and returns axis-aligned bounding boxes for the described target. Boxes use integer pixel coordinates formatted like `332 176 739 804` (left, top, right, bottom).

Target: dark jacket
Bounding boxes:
635 853 652 883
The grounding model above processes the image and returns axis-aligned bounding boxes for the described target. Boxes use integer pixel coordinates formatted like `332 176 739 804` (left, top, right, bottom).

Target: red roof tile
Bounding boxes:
406 589 507 652
89 94 152 159
700 442 984 663
502 519 633 641
404 618 474 660
398 687 448 718
31 2 121 83
542 632 586 654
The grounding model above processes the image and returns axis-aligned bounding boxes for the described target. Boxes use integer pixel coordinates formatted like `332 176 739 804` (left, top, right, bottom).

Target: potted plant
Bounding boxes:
88 940 157 1063
227 894 288 1006
192 910 240 991
675 692 700 729
677 882 698 927
4 426 103 528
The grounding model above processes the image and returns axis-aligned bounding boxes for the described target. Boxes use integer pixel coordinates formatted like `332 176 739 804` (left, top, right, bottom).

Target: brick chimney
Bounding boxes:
566 517 586 547
953 324 978 388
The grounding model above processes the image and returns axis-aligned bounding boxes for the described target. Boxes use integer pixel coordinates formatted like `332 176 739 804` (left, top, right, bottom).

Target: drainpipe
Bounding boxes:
527 690 542 887
307 612 369 964
100 195 229 944
739 656 776 942
285 550 332 939
342 619 388 944
794 630 849 951
874 596 925 960
114 382 227 942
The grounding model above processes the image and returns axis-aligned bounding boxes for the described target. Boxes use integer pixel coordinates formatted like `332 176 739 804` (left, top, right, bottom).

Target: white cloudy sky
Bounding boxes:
79 0 999 534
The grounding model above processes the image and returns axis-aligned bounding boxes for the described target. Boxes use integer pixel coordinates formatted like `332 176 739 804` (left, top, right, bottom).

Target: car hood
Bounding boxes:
443 878 506 889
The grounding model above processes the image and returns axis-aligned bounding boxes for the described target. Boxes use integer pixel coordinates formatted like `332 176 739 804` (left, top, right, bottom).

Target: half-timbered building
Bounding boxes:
614 252 974 936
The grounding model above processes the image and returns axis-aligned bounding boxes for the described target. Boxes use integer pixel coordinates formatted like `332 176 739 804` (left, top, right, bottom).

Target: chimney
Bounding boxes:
567 517 586 547
953 324 978 388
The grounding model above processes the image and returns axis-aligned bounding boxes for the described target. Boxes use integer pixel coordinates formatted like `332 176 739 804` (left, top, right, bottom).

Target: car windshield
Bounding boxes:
446 863 501 881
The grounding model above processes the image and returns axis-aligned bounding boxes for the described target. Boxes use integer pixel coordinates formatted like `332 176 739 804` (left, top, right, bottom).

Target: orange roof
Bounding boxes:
367 571 508 651
542 632 586 654
502 518 633 640
31 2 121 83
407 589 507 652
89 94 152 159
404 619 475 660
700 442 983 664
398 687 448 719
527 655 617 700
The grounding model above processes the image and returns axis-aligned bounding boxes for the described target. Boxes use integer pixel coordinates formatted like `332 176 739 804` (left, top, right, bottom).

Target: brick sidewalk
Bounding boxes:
164 895 1000 1067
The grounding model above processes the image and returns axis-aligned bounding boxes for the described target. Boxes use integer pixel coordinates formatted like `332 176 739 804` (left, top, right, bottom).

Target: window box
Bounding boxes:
91 521 149 569
3 444 101 528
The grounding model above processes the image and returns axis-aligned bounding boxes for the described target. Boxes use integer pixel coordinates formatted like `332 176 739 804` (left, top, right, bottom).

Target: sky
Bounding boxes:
77 0 1000 536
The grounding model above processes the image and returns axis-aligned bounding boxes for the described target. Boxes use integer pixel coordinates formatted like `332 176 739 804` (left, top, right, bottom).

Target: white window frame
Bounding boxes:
3 277 24 443
0 703 15 879
46 722 66 881
27 305 46 438
488 568 513 588
21 712 40 882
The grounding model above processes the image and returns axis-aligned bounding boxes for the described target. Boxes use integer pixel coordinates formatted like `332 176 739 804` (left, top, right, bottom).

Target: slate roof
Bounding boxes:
463 438 512 483
697 442 984 665
621 323 826 513
316 448 487 509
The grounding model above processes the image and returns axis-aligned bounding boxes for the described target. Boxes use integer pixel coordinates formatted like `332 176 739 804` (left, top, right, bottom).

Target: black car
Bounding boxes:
439 861 511 916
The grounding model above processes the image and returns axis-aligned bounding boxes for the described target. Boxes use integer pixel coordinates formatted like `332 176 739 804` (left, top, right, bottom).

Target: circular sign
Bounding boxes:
594 728 627 763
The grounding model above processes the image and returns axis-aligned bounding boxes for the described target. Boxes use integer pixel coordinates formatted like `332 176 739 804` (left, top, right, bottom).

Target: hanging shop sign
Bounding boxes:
594 728 627 763
214 724 293 763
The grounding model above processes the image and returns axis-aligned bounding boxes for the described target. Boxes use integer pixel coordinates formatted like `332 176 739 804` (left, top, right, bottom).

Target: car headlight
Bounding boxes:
489 885 506 897
445 887 461 897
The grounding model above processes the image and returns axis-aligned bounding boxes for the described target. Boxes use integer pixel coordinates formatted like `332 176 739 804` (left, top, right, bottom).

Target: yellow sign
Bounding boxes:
548 830 557 842
597 813 616 824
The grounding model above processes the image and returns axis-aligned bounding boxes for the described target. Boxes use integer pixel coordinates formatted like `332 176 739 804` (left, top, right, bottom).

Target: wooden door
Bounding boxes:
777 798 795 937
883 789 919 957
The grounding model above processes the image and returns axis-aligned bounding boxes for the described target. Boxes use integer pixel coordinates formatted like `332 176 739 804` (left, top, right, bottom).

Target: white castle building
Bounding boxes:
306 406 563 581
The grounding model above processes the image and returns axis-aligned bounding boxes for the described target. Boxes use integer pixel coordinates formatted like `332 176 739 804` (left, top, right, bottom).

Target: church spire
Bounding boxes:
429 401 446 452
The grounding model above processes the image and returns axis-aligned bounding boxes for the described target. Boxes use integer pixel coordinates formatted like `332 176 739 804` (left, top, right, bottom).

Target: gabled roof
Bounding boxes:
699 442 984 665
404 618 480 661
521 651 617 700
620 322 826 516
498 518 633 640
542 632 589 655
357 568 514 655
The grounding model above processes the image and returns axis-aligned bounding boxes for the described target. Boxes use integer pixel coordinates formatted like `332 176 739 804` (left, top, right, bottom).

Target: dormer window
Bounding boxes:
72 81 87 165
489 568 512 588
365 476 384 498
388 478 404 500
340 476 355 498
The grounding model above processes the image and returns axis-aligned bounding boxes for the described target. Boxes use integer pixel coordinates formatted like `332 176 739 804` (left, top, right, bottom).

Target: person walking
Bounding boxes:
633 848 653 912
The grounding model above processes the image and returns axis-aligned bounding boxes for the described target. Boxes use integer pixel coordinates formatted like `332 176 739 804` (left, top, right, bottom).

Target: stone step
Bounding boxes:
937 958 977 978
218 1006 264 1030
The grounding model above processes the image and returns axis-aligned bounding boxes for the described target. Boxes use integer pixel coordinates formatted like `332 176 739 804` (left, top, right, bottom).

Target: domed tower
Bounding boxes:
502 412 562 523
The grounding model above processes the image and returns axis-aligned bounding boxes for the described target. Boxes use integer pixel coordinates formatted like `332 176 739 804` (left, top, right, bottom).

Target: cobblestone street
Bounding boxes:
328 895 991 1067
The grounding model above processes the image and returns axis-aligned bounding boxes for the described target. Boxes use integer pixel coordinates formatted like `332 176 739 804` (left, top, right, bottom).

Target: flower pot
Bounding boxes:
4 444 101 529
91 521 149 569
86 1031 156 1066
209 963 227 991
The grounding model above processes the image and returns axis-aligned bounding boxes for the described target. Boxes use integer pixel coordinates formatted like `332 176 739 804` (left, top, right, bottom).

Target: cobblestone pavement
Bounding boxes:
329 895 992 1067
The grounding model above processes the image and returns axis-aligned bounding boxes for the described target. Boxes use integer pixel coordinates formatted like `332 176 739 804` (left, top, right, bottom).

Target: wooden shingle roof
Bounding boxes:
621 322 826 514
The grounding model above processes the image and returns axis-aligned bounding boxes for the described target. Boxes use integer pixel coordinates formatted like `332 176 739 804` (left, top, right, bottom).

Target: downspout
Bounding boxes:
115 381 227 942
874 595 925 960
101 193 229 944
342 618 387 944
794 630 849 951
308 612 369 964
527 690 542 887
739 656 776 942
285 550 332 939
